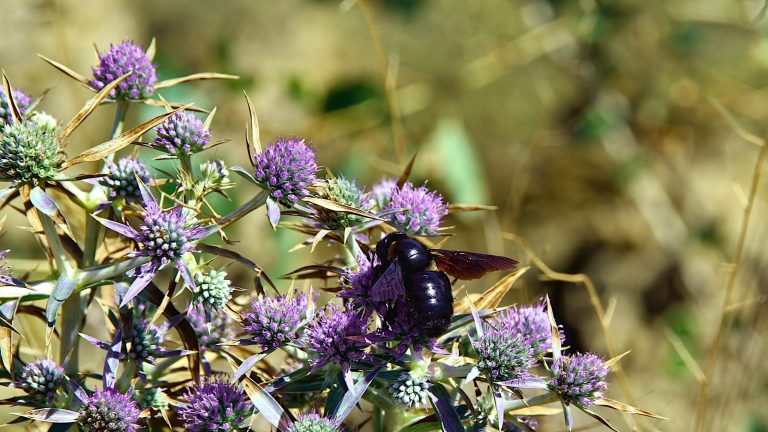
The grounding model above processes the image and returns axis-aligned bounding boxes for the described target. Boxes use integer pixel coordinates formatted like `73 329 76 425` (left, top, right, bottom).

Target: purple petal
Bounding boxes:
266 197 280 229
136 178 158 214
92 215 138 239
176 260 195 291
120 263 157 307
103 327 123 389
232 352 269 382
79 333 111 350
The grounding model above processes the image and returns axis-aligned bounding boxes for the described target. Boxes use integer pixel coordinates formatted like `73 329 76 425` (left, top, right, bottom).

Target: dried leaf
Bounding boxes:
2 72 22 125
0 327 12 373
594 398 667 419
146 37 157 61
155 73 239 89
64 106 188 167
243 92 261 154
604 350 631 369
304 197 382 221
396 152 418 188
16 408 80 423
59 72 131 142
142 99 208 113
37 54 93 89
204 106 217 130
545 295 561 360
447 204 497 213
454 266 528 313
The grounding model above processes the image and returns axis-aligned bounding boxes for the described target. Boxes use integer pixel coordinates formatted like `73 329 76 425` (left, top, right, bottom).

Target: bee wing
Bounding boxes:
370 261 407 301
432 249 518 280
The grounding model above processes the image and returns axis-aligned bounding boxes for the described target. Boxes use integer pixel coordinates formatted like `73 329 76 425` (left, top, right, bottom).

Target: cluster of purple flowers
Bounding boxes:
101 157 151 204
241 291 308 351
0 88 31 126
496 299 563 357
15 359 64 404
78 387 141 432
252 138 318 206
154 111 211 155
178 374 253 432
303 303 370 372
550 353 609 406
91 41 157 100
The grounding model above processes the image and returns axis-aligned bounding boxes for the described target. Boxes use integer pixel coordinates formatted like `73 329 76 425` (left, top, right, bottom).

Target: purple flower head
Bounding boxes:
339 252 384 315
252 138 318 207
78 387 141 432
0 88 31 126
304 303 369 371
389 373 430 410
154 111 211 155
241 291 308 351
472 324 535 383
384 182 447 236
192 268 232 311
188 304 233 354
286 413 341 432
371 176 397 210
314 176 374 229
98 183 212 306
496 299 563 357
178 374 254 432
91 40 157 100
16 359 64 404
549 352 609 406
100 157 151 204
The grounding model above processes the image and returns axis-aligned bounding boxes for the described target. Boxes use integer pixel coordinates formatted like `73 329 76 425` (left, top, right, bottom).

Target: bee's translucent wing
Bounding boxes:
432 249 518 280
370 261 406 301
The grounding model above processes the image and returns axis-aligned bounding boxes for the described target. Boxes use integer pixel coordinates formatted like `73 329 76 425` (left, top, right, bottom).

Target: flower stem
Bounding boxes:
78 256 151 287
502 392 560 411
104 100 129 164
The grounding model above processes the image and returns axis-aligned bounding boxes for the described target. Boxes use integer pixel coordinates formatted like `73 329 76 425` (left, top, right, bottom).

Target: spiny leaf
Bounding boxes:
454 266 528 313
594 398 667 419
154 73 239 89
428 383 466 432
37 54 93 89
2 72 22 125
243 92 261 155
59 72 132 143
396 152 418 188
304 197 382 221
16 408 80 423
64 106 188 167
145 37 157 61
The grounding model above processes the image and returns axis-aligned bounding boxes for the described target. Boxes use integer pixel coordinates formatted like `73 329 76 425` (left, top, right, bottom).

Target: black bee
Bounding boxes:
371 232 518 338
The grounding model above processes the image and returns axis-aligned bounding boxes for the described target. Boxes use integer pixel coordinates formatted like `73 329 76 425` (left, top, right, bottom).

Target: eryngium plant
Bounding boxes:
0 39 663 432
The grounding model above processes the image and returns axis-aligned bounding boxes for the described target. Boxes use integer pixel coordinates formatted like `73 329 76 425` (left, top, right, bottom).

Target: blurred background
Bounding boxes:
1 0 767 430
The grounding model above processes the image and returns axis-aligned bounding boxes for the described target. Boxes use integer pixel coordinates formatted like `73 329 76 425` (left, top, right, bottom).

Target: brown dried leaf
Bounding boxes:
59 72 132 143
64 106 188 167
594 398 667 419
447 204 498 213
0 327 12 373
37 54 93 89
142 99 208 113
545 294 561 360
396 152 418 188
2 72 22 124
146 38 157 61
507 406 561 416
604 350 631 369
155 73 239 89
243 92 261 155
204 106 217 130
454 266 529 313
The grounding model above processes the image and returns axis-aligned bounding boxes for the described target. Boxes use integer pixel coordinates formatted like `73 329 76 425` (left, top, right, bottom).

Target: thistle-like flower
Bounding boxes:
178 374 253 432
188 304 233 354
154 111 211 155
241 292 308 351
496 299 562 357
0 88 31 126
384 182 447 236
549 353 608 406
389 373 430 410
97 184 212 306
0 121 64 185
16 359 65 404
252 138 318 207
339 252 382 316
100 157 151 204
286 413 340 432
78 387 141 432
371 177 397 210
192 268 232 310
91 40 157 100
304 303 369 372
133 387 169 410
313 176 374 229
127 315 165 364
472 325 535 383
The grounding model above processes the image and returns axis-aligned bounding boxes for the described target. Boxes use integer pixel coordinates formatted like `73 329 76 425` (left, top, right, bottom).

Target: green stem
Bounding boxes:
103 100 129 164
217 190 268 229
78 256 151 286
502 392 560 411
82 212 101 268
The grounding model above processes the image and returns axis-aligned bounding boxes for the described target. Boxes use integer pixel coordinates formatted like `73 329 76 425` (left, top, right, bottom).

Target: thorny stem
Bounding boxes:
694 139 768 431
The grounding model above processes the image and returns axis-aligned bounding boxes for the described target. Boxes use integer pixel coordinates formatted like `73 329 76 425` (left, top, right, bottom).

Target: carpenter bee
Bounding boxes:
371 232 518 338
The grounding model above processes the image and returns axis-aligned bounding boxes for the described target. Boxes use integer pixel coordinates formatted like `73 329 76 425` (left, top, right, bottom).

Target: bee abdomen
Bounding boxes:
405 271 453 337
